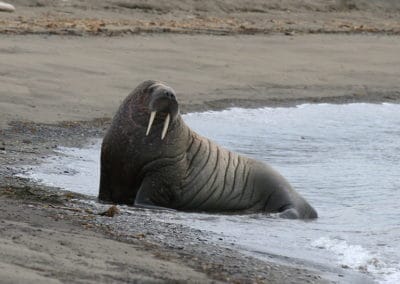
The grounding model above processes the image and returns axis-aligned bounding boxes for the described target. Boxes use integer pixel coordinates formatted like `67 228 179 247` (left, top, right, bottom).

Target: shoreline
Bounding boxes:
1 118 375 283
1 1 399 280
1 32 398 283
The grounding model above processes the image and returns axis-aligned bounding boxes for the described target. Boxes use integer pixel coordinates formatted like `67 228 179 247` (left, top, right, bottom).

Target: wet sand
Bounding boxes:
1 1 399 283
0 196 216 283
0 120 373 284
0 120 334 284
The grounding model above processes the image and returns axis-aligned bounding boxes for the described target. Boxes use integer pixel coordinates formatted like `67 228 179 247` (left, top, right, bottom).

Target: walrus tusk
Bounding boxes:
146 111 156 136
161 114 170 140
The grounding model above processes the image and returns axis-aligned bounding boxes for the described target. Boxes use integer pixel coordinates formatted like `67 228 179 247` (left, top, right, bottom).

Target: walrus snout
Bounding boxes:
149 83 178 110
146 83 179 140
149 82 176 99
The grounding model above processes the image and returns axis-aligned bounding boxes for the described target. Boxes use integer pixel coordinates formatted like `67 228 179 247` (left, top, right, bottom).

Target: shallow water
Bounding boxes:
20 103 400 283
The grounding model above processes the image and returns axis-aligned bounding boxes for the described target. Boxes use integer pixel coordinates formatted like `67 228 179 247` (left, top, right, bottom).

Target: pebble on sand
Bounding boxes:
0 1 15 12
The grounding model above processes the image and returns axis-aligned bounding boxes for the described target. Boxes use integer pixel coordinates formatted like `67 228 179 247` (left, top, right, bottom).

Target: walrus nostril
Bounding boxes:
164 90 176 100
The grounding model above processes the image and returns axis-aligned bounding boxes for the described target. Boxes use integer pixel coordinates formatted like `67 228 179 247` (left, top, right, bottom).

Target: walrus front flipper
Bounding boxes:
278 208 300 219
277 201 318 219
134 178 177 212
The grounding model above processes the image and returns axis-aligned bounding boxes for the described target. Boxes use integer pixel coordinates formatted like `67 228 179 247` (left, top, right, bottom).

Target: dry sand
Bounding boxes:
1 34 399 129
1 0 399 283
1 0 400 35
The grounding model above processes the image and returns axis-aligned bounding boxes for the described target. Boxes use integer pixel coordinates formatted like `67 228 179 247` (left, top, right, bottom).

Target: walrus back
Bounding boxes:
176 132 268 212
175 130 317 218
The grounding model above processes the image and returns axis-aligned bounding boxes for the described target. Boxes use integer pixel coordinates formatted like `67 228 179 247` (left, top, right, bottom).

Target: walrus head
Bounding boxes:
145 82 179 140
126 80 180 141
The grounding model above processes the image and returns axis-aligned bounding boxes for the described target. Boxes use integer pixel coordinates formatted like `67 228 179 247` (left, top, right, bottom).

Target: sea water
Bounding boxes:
20 103 400 283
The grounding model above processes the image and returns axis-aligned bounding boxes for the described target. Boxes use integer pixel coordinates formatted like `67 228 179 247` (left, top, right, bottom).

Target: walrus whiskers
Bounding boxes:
146 111 157 136
146 111 171 139
161 114 170 140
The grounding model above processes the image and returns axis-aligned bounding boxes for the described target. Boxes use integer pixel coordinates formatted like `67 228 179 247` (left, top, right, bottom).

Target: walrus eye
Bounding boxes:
145 111 171 140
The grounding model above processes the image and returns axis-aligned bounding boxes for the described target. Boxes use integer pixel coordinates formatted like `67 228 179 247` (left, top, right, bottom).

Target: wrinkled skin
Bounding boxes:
99 80 318 219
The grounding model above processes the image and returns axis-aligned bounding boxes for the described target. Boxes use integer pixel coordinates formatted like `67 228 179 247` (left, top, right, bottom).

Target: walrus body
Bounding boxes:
99 80 317 219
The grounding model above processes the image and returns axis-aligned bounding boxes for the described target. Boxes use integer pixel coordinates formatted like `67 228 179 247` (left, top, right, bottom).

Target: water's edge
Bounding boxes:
18 103 400 283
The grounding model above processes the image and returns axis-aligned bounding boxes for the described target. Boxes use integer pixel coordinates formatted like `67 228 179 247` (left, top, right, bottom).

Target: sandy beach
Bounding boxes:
1 0 399 283
1 34 399 129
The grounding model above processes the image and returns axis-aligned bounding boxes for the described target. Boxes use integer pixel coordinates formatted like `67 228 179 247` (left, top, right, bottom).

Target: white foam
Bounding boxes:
312 237 400 284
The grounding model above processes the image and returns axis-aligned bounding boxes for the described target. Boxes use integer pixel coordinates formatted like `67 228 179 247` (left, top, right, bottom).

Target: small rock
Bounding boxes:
84 208 94 214
82 223 94 229
0 1 15 12
134 233 146 239
64 192 75 199
99 205 120 217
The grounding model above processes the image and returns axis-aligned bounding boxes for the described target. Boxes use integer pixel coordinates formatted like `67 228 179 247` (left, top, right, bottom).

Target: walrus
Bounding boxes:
98 80 317 219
